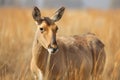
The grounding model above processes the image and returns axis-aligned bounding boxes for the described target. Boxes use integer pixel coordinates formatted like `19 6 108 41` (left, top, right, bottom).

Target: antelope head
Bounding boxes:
32 6 65 54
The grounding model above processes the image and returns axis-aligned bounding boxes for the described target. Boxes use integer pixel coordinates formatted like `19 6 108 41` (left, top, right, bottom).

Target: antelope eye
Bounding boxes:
40 28 43 30
39 28 44 33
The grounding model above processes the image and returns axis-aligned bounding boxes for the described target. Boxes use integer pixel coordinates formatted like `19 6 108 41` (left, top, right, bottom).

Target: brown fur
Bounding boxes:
31 7 106 80
31 33 106 80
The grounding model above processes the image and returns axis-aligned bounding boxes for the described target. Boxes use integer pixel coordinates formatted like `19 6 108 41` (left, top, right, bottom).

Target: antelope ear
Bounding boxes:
32 6 41 22
51 7 65 22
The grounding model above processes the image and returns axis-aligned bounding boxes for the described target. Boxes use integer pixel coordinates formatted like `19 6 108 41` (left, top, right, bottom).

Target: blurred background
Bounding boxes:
0 0 120 80
0 0 120 9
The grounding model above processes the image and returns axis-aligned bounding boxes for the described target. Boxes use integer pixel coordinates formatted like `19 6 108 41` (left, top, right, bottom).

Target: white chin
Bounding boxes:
47 48 54 54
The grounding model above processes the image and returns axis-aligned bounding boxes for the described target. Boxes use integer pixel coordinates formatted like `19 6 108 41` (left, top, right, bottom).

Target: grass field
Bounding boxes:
0 8 120 80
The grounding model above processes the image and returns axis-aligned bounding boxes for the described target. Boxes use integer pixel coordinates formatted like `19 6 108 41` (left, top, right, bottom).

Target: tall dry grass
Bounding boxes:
0 8 120 80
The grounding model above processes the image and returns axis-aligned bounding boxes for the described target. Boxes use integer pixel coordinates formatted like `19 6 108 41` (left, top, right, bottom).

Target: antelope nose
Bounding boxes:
53 47 58 53
48 44 58 53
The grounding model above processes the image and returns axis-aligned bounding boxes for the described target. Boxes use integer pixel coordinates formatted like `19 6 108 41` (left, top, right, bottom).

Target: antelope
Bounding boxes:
31 6 106 80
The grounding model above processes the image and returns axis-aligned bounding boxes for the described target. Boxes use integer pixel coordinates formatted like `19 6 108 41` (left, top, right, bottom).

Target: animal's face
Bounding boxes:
32 6 65 53
36 19 58 53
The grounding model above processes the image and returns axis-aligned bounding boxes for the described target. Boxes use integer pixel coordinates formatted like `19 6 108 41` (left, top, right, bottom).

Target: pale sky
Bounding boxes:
0 0 116 9
34 0 112 9
83 0 111 9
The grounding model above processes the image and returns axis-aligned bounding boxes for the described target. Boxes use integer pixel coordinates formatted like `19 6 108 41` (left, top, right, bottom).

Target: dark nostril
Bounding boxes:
54 47 58 51
52 47 58 53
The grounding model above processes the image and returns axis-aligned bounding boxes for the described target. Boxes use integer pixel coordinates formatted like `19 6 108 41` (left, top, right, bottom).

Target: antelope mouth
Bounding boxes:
47 48 58 54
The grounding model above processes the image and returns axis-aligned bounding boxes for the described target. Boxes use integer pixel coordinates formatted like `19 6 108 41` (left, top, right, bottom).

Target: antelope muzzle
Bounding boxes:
48 41 58 54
